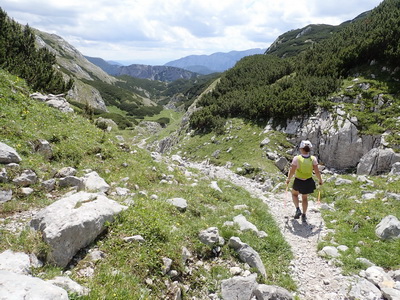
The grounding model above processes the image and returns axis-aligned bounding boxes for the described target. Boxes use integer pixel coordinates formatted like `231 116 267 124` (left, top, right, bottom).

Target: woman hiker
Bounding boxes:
285 140 323 222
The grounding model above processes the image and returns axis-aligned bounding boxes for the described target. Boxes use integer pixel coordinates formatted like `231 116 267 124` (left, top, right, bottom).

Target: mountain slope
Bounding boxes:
189 0 400 133
265 12 371 58
165 48 266 74
117 64 199 82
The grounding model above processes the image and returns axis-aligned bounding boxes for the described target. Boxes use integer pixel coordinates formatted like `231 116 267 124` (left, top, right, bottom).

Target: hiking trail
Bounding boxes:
187 160 353 300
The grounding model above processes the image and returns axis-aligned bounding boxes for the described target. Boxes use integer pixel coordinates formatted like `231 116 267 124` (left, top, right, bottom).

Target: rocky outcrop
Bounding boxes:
357 148 400 175
273 106 381 171
30 92 74 113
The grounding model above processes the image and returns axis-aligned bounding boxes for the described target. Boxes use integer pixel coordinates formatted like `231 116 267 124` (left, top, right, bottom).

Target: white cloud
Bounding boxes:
1 0 384 64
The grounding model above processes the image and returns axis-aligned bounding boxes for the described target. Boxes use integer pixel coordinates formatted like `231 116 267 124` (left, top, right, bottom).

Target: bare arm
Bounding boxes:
313 164 323 185
286 164 297 185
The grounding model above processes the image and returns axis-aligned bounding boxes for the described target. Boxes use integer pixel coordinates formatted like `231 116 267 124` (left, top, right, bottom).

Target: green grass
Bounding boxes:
0 69 296 298
317 175 400 274
173 118 292 175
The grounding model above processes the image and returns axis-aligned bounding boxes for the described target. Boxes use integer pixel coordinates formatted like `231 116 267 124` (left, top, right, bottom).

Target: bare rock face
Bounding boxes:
271 106 383 171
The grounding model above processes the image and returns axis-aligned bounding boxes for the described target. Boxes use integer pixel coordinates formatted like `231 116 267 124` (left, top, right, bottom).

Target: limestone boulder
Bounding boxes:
228 237 266 277
375 215 400 240
30 191 128 267
221 274 258 300
357 148 400 175
0 270 68 300
0 142 21 164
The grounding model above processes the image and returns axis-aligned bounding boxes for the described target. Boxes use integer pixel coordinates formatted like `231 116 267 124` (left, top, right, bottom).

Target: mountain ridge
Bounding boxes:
164 48 266 74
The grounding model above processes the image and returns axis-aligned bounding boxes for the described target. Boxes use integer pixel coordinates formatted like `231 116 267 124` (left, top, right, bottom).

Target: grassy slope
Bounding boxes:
0 69 295 298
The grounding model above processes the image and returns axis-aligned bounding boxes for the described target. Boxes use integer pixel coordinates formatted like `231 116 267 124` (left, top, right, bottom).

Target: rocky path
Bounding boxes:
187 161 354 300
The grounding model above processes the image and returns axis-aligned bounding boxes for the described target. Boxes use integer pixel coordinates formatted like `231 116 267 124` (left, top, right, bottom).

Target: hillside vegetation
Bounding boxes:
189 0 400 134
0 69 296 298
0 8 72 94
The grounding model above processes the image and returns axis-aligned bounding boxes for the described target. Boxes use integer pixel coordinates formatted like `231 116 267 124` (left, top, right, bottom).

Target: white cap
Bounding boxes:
299 140 312 149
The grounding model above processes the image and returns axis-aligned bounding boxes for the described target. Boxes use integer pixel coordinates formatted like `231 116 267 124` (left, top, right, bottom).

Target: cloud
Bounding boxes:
0 0 384 64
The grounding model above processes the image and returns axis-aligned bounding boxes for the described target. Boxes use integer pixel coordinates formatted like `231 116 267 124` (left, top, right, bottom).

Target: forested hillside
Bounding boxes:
0 8 72 94
189 0 400 133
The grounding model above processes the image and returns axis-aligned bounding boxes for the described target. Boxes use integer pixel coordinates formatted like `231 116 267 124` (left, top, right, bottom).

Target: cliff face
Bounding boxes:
34 30 116 111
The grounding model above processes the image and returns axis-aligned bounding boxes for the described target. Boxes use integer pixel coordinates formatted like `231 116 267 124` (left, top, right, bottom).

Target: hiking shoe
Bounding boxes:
294 209 302 219
301 214 307 222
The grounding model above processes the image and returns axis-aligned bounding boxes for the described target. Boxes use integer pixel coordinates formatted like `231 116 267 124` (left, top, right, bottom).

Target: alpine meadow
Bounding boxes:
1 1 400 300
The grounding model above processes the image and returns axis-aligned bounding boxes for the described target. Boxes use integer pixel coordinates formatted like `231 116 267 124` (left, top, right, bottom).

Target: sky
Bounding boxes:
1 0 384 66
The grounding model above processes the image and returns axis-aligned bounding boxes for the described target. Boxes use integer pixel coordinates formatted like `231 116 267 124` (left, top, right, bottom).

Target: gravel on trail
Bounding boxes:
188 161 354 300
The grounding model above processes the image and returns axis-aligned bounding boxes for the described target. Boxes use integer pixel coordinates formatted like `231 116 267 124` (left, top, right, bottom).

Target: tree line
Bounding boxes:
0 8 72 94
189 0 400 133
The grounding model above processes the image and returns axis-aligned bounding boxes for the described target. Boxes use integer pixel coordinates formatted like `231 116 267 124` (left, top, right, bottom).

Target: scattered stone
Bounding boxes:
0 250 32 275
229 267 242 276
58 176 83 189
162 257 173 275
48 276 90 296
347 276 382 300
253 284 294 300
41 179 56 192
381 287 400 300
228 237 266 277
356 257 375 268
33 139 53 160
375 215 400 240
363 266 395 289
123 235 145 243
335 178 353 186
318 246 340 258
0 168 7 182
337 245 349 252
166 198 187 212
389 162 400 175
0 142 21 164
12 169 37 186
0 270 69 300
0 189 12 204
20 187 34 196
199 227 224 246
56 167 77 178
233 214 258 233
210 181 222 192
260 137 270 146
275 157 288 172
387 193 400 201
82 171 110 193
221 273 258 300
357 148 400 175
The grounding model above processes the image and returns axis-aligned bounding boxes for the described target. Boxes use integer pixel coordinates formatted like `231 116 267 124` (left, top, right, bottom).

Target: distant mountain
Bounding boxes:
85 56 121 75
117 64 199 82
164 49 266 74
85 56 199 82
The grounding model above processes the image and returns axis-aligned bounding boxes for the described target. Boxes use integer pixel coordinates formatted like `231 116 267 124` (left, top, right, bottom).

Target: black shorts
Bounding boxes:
293 177 316 194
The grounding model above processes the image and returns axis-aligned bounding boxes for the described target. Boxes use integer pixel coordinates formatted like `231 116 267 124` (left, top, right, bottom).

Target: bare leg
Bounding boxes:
292 189 300 209
301 194 308 214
